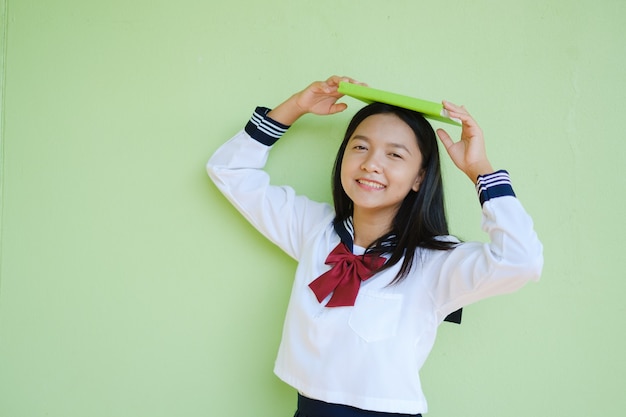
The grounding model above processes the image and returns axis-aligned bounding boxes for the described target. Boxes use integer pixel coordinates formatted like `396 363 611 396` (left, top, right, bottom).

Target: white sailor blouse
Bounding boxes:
206 107 543 415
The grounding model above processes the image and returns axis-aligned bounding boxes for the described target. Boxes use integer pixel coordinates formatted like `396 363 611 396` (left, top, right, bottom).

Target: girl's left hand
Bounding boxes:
436 101 495 183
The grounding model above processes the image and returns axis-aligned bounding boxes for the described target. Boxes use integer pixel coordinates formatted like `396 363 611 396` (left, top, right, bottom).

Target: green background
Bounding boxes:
1 1 625 416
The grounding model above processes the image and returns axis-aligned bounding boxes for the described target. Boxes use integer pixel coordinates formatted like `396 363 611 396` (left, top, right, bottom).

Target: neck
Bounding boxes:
352 206 395 248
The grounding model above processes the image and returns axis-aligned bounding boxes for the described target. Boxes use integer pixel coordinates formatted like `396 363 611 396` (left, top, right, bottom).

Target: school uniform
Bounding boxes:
207 107 543 415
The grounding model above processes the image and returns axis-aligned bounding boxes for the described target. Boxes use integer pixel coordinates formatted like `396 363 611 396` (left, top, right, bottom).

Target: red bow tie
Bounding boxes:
308 243 386 307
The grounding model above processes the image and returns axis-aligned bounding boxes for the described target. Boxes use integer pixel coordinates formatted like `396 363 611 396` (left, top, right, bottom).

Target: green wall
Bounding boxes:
1 1 625 416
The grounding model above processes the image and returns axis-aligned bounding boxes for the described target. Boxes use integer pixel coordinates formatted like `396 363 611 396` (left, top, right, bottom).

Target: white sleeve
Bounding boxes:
206 108 334 261
428 173 544 322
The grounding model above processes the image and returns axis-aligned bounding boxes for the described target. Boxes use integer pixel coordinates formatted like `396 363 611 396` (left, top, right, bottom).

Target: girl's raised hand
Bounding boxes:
268 76 364 126
436 101 494 183
295 76 363 115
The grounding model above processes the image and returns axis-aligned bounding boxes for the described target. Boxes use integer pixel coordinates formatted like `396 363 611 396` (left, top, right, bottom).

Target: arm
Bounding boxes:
432 189 543 322
206 76 364 259
207 111 330 261
431 104 543 321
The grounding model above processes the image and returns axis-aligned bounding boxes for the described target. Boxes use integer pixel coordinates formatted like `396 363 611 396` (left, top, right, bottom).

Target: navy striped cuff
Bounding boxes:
244 107 290 146
476 170 516 206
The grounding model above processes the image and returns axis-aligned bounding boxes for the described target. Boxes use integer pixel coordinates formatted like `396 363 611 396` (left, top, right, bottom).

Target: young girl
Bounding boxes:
207 76 543 416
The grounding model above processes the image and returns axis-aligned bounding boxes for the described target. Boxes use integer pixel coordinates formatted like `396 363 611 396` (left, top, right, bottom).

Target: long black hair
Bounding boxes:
331 102 457 283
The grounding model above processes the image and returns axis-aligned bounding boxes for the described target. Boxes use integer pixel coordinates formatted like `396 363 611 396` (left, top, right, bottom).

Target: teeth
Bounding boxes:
358 179 385 189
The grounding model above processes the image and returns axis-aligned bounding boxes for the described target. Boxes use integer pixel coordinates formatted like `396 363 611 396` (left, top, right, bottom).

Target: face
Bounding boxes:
340 113 424 221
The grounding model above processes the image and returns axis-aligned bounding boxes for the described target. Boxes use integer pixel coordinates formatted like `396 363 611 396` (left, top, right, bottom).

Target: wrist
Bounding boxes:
267 94 307 126
467 161 495 183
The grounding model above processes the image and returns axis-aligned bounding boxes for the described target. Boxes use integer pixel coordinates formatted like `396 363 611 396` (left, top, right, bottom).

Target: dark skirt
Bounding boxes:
294 394 422 417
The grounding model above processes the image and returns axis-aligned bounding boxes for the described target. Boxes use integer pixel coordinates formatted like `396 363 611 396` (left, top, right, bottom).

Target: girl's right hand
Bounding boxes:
295 75 364 116
268 76 365 125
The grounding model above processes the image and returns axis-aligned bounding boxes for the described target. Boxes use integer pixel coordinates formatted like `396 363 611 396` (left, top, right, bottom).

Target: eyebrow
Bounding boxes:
351 135 413 155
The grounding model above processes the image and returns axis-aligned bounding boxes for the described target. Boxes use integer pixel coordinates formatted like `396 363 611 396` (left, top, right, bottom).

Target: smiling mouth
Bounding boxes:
357 179 386 189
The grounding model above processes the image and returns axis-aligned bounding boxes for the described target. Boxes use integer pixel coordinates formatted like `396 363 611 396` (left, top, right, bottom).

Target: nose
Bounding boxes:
360 153 382 173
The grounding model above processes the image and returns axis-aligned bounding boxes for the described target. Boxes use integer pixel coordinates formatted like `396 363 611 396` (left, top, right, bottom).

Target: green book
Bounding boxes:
338 82 461 126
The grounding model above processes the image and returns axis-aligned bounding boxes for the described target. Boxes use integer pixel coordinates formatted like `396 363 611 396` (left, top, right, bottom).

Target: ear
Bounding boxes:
412 169 425 192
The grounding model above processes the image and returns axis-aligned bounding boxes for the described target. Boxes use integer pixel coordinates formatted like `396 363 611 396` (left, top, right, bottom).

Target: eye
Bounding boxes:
388 152 403 159
353 145 367 151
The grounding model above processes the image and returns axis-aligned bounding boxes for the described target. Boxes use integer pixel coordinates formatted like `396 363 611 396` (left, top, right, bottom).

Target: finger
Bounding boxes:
442 102 480 129
340 76 367 86
436 128 454 150
327 75 349 87
325 76 357 93
446 110 477 127
328 75 367 88
329 102 348 114
442 100 469 114
317 79 339 94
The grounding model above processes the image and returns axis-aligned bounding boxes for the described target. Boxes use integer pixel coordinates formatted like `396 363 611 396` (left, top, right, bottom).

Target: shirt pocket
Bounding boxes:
348 290 404 343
